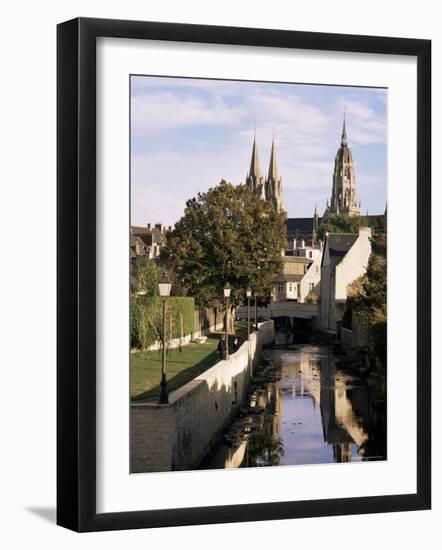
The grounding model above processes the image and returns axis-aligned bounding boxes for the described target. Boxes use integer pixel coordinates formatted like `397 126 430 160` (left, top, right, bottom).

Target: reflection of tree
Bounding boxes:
242 427 284 468
241 384 284 467
353 394 387 461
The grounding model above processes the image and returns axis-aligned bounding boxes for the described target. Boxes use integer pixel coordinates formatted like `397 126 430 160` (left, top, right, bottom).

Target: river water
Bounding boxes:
201 344 386 469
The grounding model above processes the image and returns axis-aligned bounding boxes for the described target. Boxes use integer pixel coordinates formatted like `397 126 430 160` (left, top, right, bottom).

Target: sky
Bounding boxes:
130 76 387 227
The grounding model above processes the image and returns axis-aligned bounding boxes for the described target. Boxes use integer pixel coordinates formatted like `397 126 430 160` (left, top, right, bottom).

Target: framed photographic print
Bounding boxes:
57 17 431 532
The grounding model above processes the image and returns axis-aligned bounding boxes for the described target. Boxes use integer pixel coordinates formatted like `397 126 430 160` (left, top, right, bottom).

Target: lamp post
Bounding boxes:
246 288 252 341
158 274 172 404
270 290 275 319
223 283 231 360
254 294 258 331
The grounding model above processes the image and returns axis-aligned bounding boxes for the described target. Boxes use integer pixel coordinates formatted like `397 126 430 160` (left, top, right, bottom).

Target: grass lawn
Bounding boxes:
131 334 220 401
130 321 256 402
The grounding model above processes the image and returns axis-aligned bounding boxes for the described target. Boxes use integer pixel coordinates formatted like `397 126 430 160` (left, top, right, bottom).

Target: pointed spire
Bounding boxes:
248 130 261 179
341 109 348 146
312 204 319 245
268 132 278 181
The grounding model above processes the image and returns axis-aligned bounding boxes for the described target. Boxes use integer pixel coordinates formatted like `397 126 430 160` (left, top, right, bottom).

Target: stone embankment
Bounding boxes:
130 321 275 473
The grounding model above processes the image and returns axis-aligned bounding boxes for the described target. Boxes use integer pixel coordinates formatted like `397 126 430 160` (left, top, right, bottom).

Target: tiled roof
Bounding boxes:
327 233 358 257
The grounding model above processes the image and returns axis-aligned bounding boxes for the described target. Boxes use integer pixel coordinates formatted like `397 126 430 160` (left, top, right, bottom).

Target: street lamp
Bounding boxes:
246 288 252 340
158 273 172 404
254 293 258 331
223 283 231 360
270 290 275 319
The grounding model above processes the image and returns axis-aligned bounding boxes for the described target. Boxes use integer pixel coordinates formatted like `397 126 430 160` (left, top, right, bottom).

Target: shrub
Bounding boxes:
131 295 195 350
304 291 318 304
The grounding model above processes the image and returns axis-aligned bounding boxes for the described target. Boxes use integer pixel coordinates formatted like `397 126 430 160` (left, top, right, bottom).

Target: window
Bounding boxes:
309 251 313 258
277 284 284 293
309 283 314 292
288 283 293 292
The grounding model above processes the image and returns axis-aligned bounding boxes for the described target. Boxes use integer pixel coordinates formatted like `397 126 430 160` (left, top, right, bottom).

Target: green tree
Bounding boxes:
317 213 366 241
131 256 159 296
344 233 387 367
161 180 287 308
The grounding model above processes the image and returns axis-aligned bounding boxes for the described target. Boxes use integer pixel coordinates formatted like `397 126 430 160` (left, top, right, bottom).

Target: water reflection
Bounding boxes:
201 345 386 469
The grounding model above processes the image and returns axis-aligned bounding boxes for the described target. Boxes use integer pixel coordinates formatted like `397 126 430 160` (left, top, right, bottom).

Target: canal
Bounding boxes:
201 344 386 469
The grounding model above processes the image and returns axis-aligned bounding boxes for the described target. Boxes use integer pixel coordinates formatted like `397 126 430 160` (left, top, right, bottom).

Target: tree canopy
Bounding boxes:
161 180 287 307
317 213 367 241
130 256 159 296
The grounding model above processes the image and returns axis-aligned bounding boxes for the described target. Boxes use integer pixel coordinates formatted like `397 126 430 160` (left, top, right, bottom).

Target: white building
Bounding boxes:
273 252 322 303
319 227 372 333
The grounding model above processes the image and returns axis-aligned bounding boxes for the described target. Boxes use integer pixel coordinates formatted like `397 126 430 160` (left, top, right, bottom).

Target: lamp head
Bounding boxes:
223 282 231 298
158 273 172 297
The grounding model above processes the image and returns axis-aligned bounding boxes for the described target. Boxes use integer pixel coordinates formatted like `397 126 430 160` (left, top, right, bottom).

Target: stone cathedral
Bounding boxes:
325 117 361 217
245 134 285 214
244 119 386 242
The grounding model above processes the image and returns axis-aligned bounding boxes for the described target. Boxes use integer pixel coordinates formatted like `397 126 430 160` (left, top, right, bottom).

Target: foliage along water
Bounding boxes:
201 344 386 469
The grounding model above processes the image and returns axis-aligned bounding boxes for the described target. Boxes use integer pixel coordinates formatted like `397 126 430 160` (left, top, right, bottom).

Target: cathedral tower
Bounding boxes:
326 116 360 217
265 135 284 213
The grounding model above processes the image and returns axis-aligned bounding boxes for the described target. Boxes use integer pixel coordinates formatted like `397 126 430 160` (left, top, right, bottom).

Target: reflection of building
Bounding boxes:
287 348 368 462
319 227 372 333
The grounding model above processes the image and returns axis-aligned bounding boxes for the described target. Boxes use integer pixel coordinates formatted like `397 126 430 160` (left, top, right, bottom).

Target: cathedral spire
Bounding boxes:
341 110 348 146
267 132 279 181
248 130 261 179
312 204 319 244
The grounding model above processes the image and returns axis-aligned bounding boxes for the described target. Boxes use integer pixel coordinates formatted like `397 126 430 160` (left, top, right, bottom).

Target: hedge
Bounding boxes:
131 295 195 350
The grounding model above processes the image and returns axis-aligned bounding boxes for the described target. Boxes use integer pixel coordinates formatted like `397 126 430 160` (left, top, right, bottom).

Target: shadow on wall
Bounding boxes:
132 348 219 401
171 371 247 471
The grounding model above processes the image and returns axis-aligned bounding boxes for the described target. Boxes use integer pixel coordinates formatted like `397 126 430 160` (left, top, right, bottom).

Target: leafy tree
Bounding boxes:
131 256 159 296
161 180 287 309
317 213 366 241
343 234 387 366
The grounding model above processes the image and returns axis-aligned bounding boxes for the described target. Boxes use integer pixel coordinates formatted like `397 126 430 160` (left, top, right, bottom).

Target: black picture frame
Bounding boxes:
57 17 431 532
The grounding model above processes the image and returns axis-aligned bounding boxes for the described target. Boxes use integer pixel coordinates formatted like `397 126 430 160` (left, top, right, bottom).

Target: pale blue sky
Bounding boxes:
131 76 387 226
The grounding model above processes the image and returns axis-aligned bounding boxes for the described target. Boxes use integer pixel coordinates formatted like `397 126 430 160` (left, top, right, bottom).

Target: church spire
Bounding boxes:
341 110 348 146
312 204 319 244
246 130 265 199
268 132 278 181
248 130 261 179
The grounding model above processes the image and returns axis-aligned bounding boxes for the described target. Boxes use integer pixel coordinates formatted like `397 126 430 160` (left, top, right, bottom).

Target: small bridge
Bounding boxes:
236 301 317 321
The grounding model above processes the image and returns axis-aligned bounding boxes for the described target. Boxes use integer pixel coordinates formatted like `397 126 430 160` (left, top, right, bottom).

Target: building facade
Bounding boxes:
319 227 372 333
130 223 171 259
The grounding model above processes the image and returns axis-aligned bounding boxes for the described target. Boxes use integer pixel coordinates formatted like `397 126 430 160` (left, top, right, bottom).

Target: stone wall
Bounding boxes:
130 321 274 473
